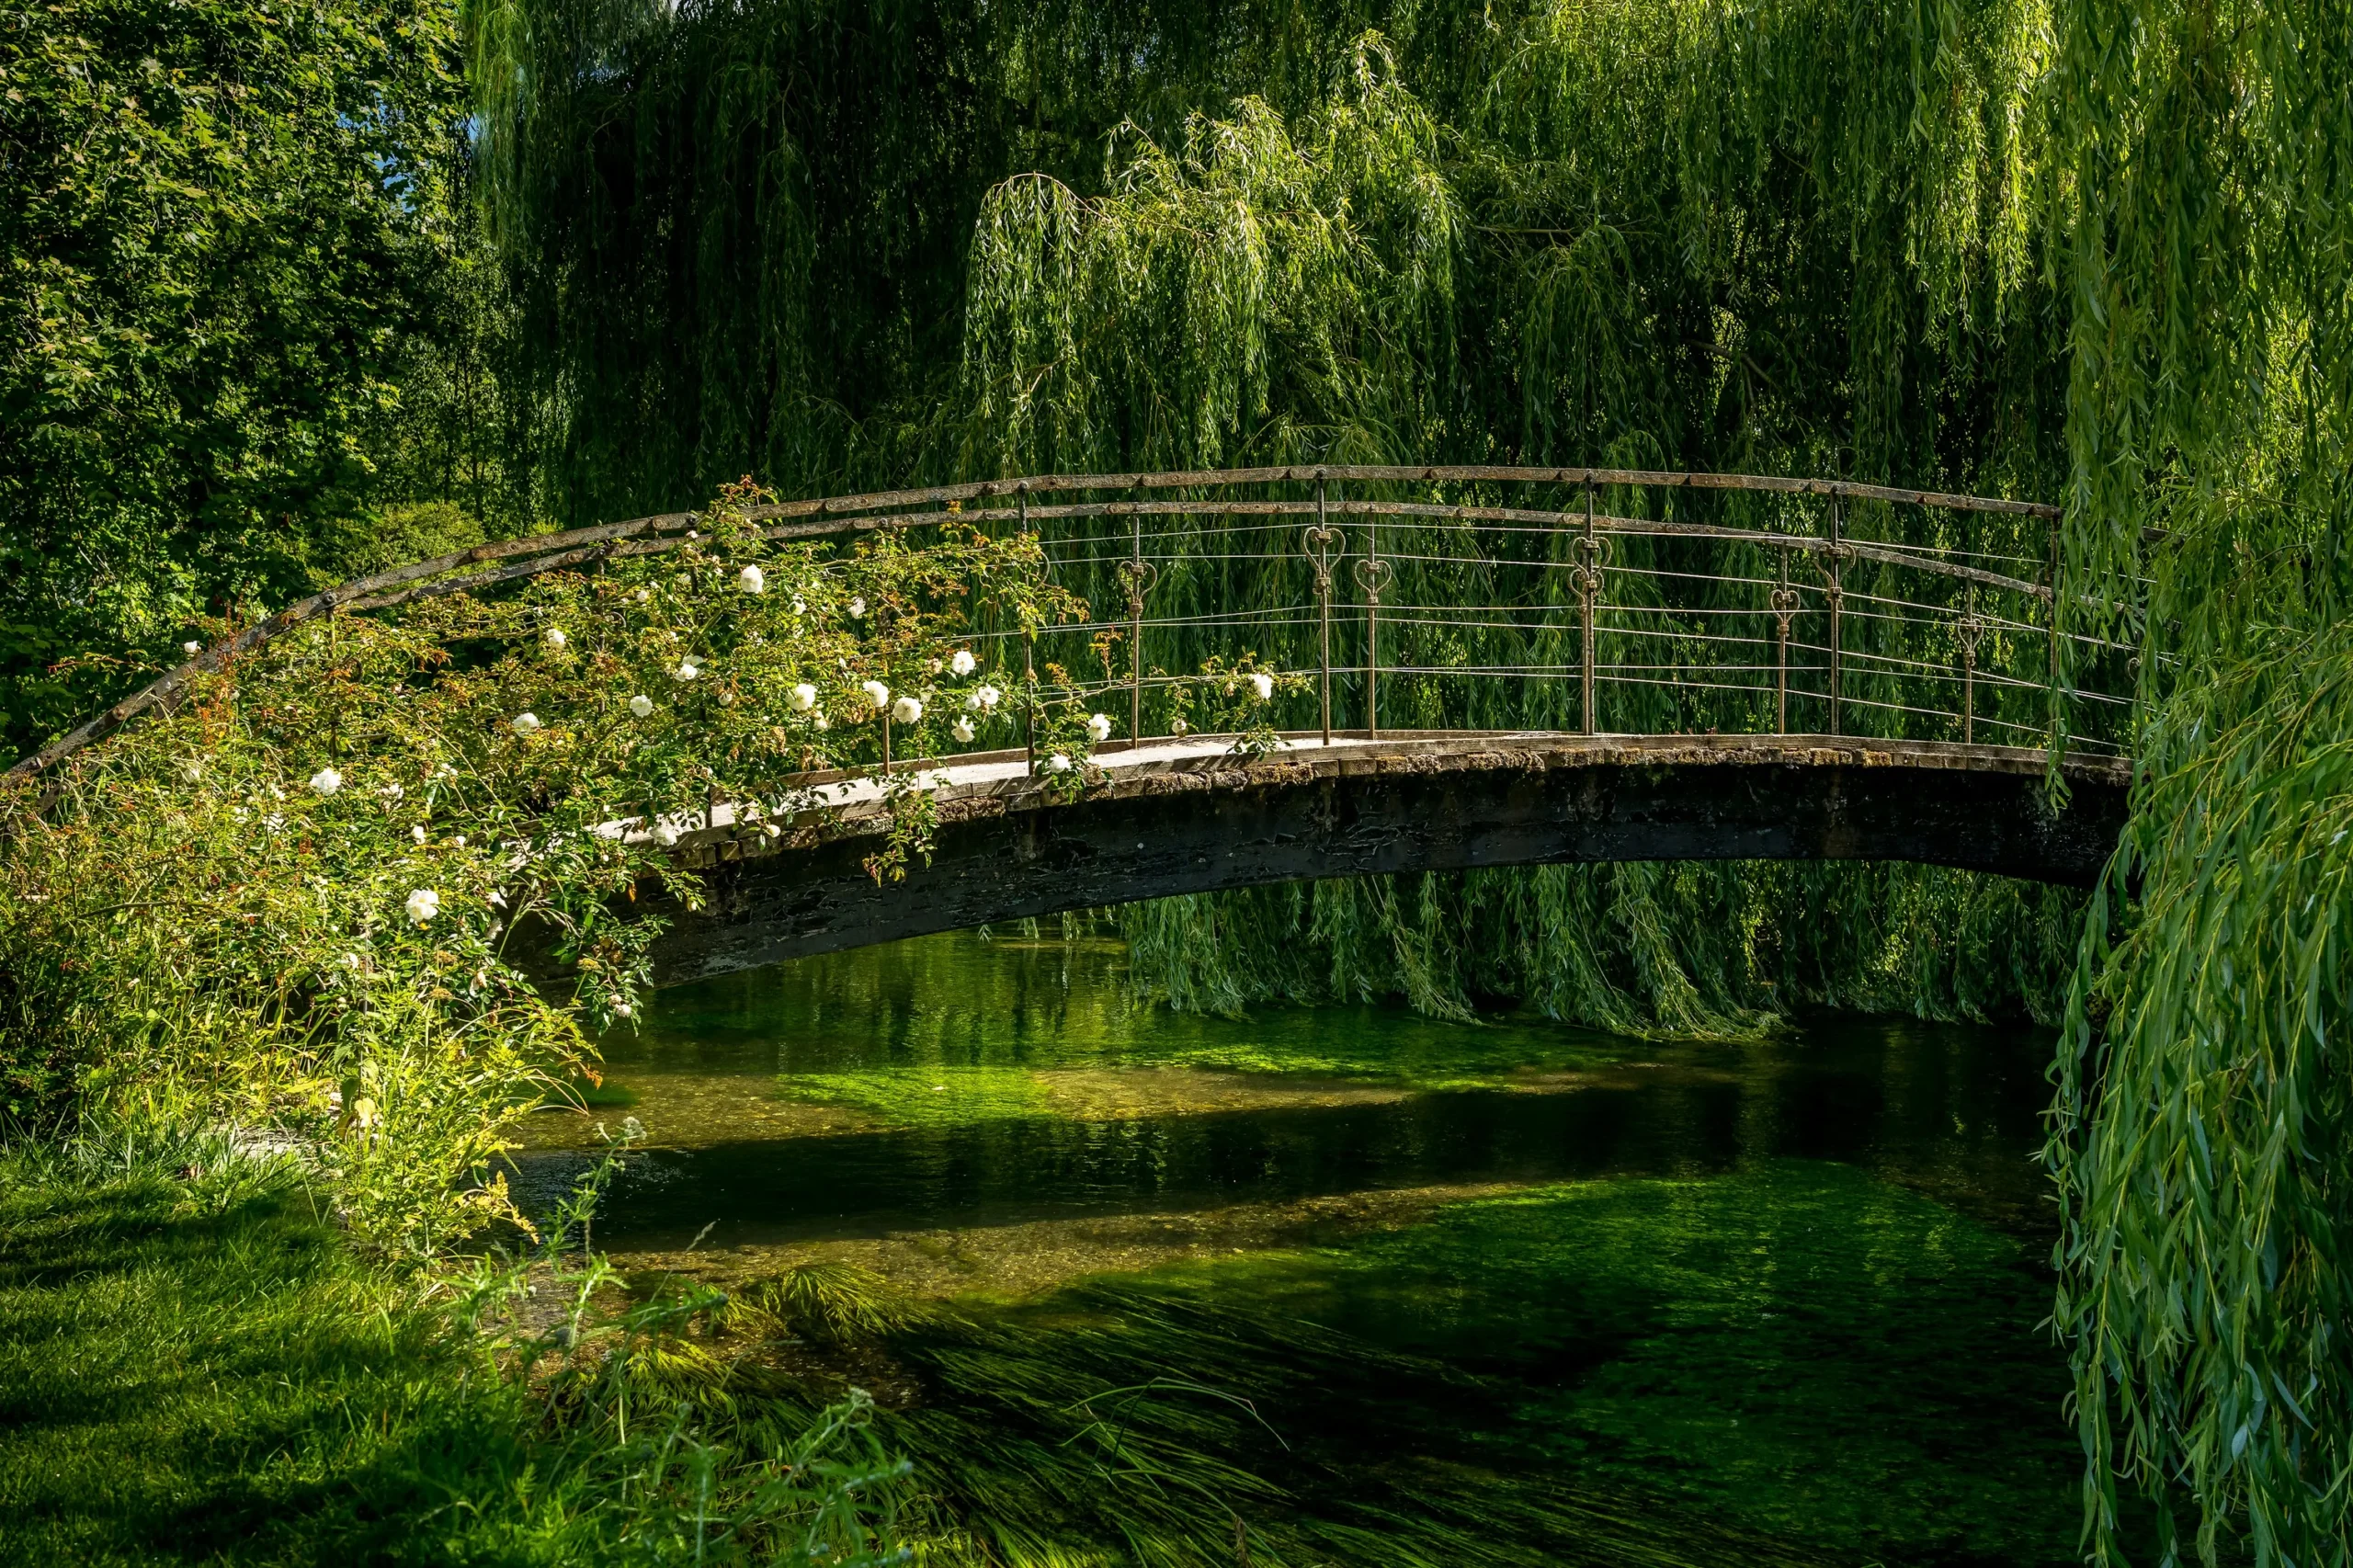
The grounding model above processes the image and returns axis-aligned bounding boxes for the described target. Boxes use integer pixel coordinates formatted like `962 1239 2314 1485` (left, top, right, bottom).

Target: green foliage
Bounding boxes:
0 0 486 755
307 499 491 588
2030 0 2353 1551
964 35 1461 472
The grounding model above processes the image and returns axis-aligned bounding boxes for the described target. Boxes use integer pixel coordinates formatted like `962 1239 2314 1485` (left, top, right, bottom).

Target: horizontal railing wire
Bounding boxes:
11 465 2142 778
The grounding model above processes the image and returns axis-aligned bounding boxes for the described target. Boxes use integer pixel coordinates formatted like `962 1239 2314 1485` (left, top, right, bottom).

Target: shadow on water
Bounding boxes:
510 930 2087 1567
586 1083 1751 1249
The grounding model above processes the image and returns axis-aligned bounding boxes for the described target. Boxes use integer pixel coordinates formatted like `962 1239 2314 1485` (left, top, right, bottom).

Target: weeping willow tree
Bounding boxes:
466 0 2353 1555
2040 0 2353 1554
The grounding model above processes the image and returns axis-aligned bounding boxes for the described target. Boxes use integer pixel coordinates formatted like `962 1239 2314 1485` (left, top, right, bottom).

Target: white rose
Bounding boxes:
673 661 699 682
892 696 923 723
634 587 651 602
183 641 202 655
512 712 541 735
1172 717 1189 735
1048 753 1072 772
950 649 976 677
813 714 830 732
412 824 427 844
652 823 680 847
791 597 805 615
737 564 765 594
309 767 343 796
404 889 440 926
848 597 867 619
977 684 1002 711
612 1001 634 1019
951 716 976 743
378 782 404 801
542 628 567 650
1249 672 1275 701
861 680 890 709
629 694 654 718
1087 713 1112 742
790 683 818 712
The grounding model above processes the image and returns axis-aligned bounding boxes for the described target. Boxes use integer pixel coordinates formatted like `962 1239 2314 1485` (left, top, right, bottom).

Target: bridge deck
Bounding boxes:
575 733 2130 985
651 731 2125 859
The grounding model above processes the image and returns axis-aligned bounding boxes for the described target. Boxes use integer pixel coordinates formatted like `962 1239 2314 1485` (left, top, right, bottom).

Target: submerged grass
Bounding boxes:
766 999 1650 1131
592 1160 2091 1567
860 1163 2087 1566
1189 1163 2089 1562
780 1067 1061 1128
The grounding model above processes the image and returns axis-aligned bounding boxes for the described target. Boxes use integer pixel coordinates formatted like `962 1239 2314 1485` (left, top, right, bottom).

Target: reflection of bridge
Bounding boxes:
621 732 2127 985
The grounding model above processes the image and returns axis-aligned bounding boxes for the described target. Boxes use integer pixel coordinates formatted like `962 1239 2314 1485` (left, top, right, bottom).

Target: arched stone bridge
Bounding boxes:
620 732 2128 987
11 460 2131 990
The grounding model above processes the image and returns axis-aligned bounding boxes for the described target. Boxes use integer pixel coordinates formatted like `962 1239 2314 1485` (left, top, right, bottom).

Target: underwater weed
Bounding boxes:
746 1261 919 1344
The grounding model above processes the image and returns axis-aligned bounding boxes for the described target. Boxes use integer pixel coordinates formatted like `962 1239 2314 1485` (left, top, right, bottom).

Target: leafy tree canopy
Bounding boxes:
0 0 474 749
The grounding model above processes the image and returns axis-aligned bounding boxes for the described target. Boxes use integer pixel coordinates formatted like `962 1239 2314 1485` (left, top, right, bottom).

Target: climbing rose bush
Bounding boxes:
1 480 1315 1250
0 483 1087 1252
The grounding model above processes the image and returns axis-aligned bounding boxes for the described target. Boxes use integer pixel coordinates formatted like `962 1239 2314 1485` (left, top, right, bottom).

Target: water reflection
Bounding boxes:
510 928 2082 1567
523 929 2054 1258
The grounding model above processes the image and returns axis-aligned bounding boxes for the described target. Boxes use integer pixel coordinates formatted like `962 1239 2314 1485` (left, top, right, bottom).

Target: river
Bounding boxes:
513 926 2080 1566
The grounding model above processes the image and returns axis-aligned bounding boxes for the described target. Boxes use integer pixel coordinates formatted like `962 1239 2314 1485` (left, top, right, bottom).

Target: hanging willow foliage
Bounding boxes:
2054 628 2353 1567
2042 0 2353 1551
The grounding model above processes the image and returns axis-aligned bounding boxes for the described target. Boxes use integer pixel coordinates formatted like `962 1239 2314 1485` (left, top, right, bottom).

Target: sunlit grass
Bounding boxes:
0 1131 907 1564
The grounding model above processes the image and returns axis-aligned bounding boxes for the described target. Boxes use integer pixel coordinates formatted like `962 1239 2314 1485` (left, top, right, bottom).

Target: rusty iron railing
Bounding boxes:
10 466 2140 779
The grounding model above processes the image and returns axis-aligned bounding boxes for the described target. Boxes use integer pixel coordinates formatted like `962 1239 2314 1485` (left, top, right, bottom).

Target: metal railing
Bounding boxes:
10 466 2136 779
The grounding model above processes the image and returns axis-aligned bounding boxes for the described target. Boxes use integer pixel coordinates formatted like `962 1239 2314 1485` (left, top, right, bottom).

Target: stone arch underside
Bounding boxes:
592 733 2128 988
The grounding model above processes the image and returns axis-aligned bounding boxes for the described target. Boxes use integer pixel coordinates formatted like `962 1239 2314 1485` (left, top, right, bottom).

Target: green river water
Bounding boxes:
514 929 2083 1567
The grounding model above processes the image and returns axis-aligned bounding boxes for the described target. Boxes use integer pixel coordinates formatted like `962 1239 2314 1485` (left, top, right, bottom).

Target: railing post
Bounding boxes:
1306 472 1337 744
1770 545 1798 734
1959 584 1981 745
1826 491 1844 737
2047 517 2063 761
1020 483 1036 773
1120 499 1152 750
1575 479 1600 736
1352 483 1388 739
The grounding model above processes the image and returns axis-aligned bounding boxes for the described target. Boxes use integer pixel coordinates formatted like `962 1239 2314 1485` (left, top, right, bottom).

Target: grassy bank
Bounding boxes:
0 1130 907 1564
